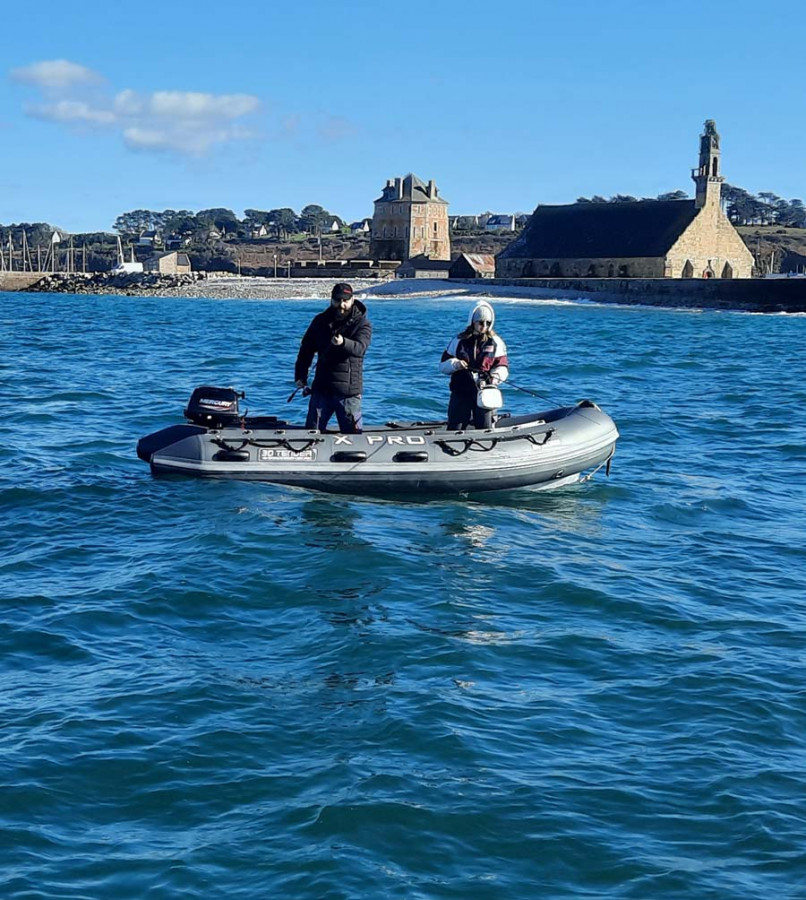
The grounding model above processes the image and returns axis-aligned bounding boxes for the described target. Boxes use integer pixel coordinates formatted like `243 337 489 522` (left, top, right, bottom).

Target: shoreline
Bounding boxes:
2 271 804 312
151 273 806 313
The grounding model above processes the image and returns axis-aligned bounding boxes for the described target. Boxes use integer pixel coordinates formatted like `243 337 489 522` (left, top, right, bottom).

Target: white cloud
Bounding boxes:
10 61 261 156
113 89 259 122
113 89 144 116
29 100 116 125
123 122 254 155
10 59 357 157
147 91 259 119
116 90 259 154
11 59 101 90
122 127 175 151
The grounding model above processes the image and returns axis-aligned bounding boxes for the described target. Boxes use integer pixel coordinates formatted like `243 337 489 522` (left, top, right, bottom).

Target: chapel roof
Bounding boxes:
498 200 700 259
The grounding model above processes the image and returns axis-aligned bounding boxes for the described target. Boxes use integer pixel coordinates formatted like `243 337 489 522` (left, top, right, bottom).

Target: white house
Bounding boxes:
485 215 516 232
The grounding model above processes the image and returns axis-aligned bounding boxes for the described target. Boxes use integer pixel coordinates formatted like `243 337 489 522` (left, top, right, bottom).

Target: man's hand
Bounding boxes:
331 333 344 346
295 379 306 389
457 359 468 369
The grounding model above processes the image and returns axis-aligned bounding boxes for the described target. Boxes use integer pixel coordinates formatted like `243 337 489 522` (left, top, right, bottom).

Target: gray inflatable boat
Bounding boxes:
137 386 619 496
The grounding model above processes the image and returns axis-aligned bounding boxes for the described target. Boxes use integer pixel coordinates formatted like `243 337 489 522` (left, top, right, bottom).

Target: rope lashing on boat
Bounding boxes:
212 438 249 452
435 438 499 456
525 430 554 446
213 436 324 454
435 428 554 456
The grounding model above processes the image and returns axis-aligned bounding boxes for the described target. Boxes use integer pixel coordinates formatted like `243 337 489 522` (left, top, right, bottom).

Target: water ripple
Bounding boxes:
2 291 805 898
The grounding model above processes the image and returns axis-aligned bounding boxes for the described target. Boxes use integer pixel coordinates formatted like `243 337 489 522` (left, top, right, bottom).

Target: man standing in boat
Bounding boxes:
294 282 372 433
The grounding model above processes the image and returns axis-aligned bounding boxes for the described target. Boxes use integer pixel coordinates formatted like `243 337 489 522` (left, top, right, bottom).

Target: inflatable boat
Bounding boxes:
137 386 619 496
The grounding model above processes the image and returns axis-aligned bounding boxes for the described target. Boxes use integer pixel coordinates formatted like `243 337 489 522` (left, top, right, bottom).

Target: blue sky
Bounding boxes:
1 0 804 233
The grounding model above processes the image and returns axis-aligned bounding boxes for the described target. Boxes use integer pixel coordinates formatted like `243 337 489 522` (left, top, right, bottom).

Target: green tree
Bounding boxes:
114 209 155 235
299 204 333 233
0 222 60 249
162 211 197 236
267 208 298 239
196 208 240 234
723 184 756 224
780 199 806 228
243 209 270 226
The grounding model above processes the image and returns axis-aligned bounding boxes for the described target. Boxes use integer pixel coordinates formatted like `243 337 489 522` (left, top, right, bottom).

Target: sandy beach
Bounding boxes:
0 270 606 304
151 275 587 304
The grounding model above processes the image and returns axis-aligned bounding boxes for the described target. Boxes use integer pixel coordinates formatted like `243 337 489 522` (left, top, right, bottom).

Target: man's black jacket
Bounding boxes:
294 299 372 398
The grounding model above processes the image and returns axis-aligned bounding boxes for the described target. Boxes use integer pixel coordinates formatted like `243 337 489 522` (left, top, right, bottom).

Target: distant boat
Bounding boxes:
112 236 144 274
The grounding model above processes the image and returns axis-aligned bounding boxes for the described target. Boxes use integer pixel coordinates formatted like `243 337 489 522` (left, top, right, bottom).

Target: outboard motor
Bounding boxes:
184 385 244 429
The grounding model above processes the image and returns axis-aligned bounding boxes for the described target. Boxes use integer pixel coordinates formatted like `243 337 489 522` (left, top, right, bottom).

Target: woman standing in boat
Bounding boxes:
439 301 509 429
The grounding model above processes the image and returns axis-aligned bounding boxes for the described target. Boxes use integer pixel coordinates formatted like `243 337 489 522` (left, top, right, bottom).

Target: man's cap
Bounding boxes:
331 282 354 301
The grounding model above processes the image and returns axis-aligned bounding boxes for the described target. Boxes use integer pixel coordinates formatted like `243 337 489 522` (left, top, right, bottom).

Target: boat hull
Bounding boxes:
138 402 619 496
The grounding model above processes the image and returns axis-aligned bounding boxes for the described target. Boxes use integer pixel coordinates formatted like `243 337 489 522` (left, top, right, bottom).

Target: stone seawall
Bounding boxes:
462 277 806 313
0 273 46 292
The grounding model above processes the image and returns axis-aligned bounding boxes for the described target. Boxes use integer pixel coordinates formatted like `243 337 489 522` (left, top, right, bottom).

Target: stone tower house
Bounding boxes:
369 173 450 262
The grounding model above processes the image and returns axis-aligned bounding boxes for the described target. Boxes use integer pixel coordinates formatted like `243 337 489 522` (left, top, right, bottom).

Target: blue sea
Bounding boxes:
2 289 805 899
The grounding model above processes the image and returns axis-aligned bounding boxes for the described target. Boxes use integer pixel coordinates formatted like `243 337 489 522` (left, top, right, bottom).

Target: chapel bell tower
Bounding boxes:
692 119 724 209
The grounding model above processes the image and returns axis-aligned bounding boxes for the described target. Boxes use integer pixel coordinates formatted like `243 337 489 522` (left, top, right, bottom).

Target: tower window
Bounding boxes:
712 158 718 177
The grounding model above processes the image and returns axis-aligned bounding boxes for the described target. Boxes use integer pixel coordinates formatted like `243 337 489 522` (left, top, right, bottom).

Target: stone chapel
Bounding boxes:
496 120 754 279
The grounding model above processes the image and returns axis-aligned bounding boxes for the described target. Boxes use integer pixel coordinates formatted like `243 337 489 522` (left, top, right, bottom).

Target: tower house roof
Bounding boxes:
375 173 449 205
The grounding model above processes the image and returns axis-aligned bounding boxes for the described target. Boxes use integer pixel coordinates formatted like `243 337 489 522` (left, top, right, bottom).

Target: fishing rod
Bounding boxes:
287 384 311 402
287 362 316 402
504 379 608 429
467 366 560 407
503 380 561 406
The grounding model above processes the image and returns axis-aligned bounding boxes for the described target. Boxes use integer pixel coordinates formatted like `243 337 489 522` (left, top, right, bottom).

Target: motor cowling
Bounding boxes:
184 385 244 428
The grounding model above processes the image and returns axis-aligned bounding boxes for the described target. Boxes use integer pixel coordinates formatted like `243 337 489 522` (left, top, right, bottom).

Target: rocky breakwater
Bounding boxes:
23 271 204 296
